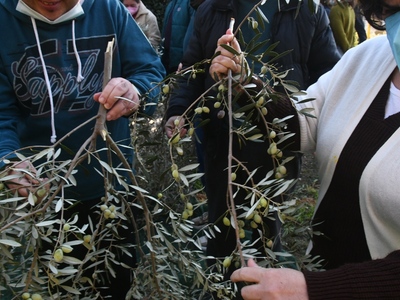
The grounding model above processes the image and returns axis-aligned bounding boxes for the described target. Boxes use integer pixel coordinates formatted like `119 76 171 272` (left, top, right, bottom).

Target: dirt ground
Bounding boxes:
298 153 319 192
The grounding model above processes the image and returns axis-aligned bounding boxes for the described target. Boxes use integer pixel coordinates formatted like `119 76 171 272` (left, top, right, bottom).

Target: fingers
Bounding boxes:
164 116 186 138
231 265 263 283
210 55 240 81
6 162 50 203
94 78 140 120
210 33 243 81
247 258 259 268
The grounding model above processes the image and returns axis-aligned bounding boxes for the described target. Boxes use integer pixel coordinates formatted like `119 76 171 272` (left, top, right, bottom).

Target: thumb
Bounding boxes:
247 258 258 268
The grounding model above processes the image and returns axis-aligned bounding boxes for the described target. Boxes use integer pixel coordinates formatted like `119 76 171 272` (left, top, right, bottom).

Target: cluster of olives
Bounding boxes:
181 202 194 220
100 204 117 220
21 292 43 300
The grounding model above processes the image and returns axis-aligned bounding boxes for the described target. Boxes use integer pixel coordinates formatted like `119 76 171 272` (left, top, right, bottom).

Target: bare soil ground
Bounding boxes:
282 152 319 260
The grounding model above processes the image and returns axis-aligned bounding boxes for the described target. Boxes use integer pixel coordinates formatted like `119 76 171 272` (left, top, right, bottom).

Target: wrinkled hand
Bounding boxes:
164 116 187 139
6 161 50 202
231 259 309 300
93 77 140 121
209 28 243 82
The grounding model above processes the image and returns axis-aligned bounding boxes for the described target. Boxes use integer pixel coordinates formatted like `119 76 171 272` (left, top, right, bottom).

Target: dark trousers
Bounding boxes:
48 197 136 299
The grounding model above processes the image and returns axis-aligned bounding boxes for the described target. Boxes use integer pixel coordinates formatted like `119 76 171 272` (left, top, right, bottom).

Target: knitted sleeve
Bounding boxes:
235 77 301 151
303 250 400 299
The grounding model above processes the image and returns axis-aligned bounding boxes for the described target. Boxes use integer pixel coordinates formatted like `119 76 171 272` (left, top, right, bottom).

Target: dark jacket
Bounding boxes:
167 0 340 120
161 0 195 73
166 0 340 260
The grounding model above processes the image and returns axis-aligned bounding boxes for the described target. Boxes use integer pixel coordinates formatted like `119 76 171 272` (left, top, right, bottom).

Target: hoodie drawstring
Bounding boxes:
30 17 84 144
72 20 84 83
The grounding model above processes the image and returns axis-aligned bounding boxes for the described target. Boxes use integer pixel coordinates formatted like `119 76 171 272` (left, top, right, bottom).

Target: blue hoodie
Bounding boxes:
0 0 165 200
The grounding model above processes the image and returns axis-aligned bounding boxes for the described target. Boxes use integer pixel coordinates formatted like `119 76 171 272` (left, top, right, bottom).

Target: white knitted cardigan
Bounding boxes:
297 35 400 260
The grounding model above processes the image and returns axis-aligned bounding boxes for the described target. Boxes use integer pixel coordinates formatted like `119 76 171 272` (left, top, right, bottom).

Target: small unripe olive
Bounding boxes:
63 223 71 231
256 97 264 107
182 210 189 220
83 235 91 243
252 20 258 29
31 294 43 300
170 134 180 145
239 228 245 239
202 106 210 114
172 169 179 179
261 65 268 74
214 101 221 109
269 130 276 139
194 107 203 114
260 197 268 208
54 249 64 263
253 214 262 224
268 143 278 155
261 107 268 115
186 202 193 210
162 84 170 94
62 245 73 254
176 146 184 156
222 256 232 268
277 165 287 175
246 212 255 220
231 173 237 181
223 216 231 227
22 292 31 300
36 188 46 198
104 209 112 218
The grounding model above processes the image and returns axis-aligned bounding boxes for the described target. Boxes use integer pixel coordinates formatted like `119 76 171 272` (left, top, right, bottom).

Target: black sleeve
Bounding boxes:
303 250 400 299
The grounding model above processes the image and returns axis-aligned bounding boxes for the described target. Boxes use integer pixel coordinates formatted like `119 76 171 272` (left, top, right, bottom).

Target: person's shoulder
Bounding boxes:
344 35 391 62
195 0 228 19
357 35 389 50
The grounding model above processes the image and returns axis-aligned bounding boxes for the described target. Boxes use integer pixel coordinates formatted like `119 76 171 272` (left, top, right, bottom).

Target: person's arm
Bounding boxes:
307 4 342 85
0 67 50 198
231 259 309 300
232 250 400 299
0 68 22 167
303 250 400 299
209 30 301 148
102 4 165 119
164 3 219 135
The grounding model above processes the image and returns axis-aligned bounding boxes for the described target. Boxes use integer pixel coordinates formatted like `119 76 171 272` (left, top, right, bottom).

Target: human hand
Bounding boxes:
231 259 309 300
164 116 187 139
93 77 140 121
209 28 243 82
5 161 50 203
